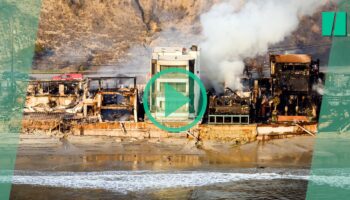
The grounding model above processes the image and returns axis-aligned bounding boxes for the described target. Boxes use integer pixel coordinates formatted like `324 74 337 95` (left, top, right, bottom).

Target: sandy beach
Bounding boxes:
14 134 315 171
7 135 315 199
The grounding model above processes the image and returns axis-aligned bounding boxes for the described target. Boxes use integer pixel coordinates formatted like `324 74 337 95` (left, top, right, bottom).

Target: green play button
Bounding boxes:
164 83 190 117
143 68 207 132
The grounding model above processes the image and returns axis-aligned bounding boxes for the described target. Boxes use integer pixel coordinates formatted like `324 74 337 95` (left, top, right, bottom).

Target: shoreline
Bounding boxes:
9 133 315 199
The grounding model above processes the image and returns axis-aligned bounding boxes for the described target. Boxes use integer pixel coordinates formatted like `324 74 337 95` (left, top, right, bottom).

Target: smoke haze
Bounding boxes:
200 0 329 92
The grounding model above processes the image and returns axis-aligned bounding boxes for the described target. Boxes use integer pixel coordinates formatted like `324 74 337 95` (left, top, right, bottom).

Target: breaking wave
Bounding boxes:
1 170 350 193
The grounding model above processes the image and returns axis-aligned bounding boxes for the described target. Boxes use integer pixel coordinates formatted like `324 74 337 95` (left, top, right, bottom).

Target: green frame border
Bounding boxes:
0 1 42 199
143 68 207 132
306 1 350 199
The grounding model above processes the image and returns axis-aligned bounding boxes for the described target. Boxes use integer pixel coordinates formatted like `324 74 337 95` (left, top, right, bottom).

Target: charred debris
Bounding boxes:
22 53 324 133
206 54 323 125
23 76 140 132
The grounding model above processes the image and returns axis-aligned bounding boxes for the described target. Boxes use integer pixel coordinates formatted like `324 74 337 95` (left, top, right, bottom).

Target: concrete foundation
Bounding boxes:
256 123 317 140
22 117 317 143
69 122 258 143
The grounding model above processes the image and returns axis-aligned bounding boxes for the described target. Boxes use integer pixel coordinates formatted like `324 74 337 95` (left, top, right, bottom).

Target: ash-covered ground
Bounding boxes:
33 0 334 79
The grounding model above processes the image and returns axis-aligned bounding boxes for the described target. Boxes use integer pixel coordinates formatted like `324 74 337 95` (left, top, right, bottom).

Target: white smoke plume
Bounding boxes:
313 78 325 95
200 0 329 92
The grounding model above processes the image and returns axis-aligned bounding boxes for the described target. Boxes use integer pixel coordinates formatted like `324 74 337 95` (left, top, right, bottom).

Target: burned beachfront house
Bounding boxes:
207 54 323 125
25 79 84 113
208 78 252 125
23 79 85 132
270 54 321 122
22 76 139 133
83 77 138 122
251 77 272 123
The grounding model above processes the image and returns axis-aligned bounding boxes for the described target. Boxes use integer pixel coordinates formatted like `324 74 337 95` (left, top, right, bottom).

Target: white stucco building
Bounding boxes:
149 46 201 122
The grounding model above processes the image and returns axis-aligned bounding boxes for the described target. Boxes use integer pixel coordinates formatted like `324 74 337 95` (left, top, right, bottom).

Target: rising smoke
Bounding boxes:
200 0 329 92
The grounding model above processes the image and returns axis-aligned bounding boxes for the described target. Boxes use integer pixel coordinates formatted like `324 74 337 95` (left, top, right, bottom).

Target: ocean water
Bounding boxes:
7 168 350 199
11 178 308 200
0 169 305 199
8 169 310 193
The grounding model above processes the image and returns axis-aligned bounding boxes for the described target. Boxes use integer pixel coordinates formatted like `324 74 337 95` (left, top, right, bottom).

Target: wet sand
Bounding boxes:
14 134 315 171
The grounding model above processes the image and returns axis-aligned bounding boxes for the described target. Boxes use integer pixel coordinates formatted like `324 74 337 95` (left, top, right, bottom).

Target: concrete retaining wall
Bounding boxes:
24 119 317 143
71 122 258 143
198 124 257 143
